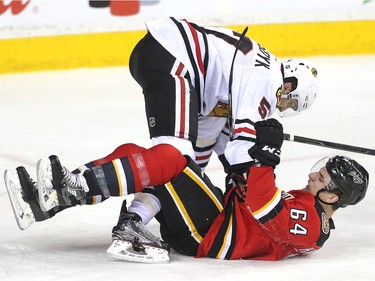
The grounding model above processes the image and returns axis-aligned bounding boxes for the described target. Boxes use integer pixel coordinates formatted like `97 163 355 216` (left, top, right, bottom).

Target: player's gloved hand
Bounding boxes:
225 172 247 202
248 118 284 167
225 162 251 202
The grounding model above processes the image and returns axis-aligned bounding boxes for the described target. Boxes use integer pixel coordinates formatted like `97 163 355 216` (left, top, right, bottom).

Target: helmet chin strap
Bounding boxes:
276 93 291 111
316 189 337 206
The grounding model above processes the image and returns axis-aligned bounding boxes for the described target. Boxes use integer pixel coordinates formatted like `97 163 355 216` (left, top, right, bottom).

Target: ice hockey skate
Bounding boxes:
36 155 89 212
4 167 50 230
107 201 170 264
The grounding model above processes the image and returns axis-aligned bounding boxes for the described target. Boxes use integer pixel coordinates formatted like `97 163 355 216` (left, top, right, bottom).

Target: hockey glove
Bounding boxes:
225 172 247 202
225 162 252 202
248 118 284 167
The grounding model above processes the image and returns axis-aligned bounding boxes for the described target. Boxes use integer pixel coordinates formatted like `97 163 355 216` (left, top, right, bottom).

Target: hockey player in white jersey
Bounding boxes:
125 17 320 227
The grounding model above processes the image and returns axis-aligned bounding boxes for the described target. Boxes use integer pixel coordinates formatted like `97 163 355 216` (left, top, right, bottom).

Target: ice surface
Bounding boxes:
1 55 374 281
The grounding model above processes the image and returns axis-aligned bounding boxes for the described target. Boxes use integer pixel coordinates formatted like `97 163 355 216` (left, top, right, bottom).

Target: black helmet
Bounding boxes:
326 156 369 208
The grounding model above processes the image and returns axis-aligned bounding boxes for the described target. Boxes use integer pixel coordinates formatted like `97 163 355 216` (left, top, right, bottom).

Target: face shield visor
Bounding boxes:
310 157 337 191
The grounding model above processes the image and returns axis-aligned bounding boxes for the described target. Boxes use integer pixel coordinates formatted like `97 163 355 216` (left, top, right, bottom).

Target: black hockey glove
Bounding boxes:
225 162 252 202
248 118 284 167
225 172 247 202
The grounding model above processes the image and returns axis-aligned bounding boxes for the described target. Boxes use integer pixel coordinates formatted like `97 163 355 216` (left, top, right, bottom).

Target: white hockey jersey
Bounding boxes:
146 17 283 167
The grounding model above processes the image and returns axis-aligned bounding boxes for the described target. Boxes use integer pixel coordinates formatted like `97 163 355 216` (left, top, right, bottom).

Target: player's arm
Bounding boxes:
224 117 283 198
224 70 280 168
245 166 323 251
242 119 321 249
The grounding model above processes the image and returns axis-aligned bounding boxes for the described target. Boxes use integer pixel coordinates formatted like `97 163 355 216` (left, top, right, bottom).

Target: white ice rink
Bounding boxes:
1 55 375 281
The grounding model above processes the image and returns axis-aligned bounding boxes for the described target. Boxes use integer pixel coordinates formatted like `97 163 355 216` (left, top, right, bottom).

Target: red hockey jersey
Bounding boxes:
197 166 334 260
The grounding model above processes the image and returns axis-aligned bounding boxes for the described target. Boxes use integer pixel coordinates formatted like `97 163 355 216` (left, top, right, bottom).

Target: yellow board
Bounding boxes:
0 20 374 74
229 20 375 57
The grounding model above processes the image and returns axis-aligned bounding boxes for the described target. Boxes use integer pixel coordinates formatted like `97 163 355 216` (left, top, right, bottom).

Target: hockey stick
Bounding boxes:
284 133 375 156
228 26 248 140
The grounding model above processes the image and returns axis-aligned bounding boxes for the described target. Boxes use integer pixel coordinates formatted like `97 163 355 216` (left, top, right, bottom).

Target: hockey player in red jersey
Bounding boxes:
4 119 369 263
123 17 320 229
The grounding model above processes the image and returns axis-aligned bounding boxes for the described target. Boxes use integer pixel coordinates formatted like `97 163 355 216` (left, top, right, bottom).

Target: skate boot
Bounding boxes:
4 166 54 230
107 200 170 263
36 155 89 212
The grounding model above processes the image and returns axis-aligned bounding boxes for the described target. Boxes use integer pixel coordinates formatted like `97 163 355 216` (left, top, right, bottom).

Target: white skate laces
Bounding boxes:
62 167 90 193
36 157 90 212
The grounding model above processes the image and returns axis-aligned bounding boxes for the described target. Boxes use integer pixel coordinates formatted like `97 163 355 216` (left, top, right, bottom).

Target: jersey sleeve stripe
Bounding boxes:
189 21 209 79
170 17 207 113
183 19 205 76
232 118 256 140
257 200 284 225
235 118 255 126
233 127 256 136
251 189 282 220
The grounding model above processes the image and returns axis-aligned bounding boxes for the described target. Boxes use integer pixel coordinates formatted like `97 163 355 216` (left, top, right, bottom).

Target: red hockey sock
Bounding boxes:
90 143 187 193
92 143 147 166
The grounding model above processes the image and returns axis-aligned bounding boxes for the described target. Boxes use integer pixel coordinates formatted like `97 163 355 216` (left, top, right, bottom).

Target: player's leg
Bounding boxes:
107 198 171 264
68 143 149 205
154 157 224 256
195 116 227 170
130 31 199 154
35 144 148 211
72 143 148 173
128 31 199 226
5 143 151 229
109 157 224 261
36 143 188 211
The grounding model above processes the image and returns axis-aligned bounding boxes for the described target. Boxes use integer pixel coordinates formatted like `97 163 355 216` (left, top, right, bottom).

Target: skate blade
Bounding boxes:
106 239 169 264
36 158 59 212
4 169 35 230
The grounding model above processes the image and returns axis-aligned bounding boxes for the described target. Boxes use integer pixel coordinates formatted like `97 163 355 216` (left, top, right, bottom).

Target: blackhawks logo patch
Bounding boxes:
207 101 230 117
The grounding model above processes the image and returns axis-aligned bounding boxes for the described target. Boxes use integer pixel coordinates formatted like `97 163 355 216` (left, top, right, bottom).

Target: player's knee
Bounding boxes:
150 143 187 167
152 136 195 159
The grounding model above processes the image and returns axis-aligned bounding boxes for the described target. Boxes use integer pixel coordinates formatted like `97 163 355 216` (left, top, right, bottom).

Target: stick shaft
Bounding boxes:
228 27 248 140
284 133 375 156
